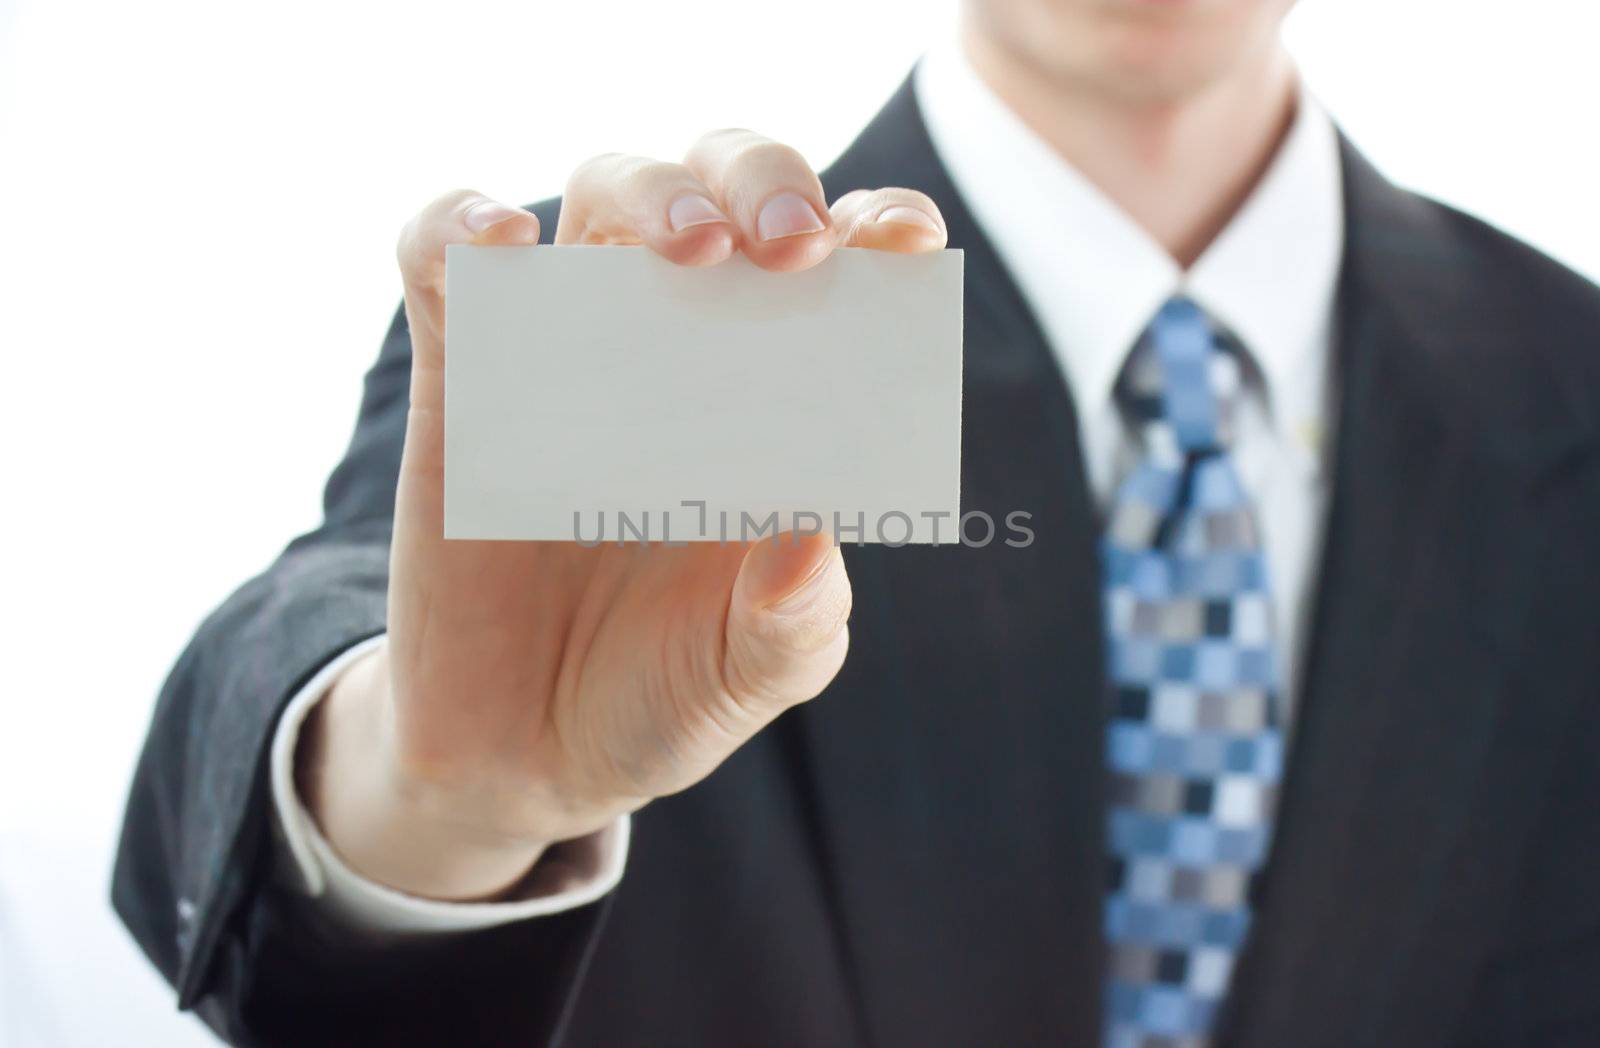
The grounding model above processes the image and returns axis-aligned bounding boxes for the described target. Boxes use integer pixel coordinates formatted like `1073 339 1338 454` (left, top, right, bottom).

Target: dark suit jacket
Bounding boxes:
113 77 1600 1047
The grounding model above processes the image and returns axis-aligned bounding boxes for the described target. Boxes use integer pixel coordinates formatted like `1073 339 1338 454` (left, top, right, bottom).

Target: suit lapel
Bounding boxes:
1223 143 1581 1047
787 85 1586 1047
791 79 1109 1046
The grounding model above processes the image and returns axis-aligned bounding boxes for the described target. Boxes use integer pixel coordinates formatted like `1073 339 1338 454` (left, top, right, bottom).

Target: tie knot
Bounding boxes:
1116 296 1244 456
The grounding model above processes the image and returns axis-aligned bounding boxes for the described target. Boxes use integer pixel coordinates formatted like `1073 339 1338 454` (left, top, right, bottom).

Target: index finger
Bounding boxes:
395 190 541 374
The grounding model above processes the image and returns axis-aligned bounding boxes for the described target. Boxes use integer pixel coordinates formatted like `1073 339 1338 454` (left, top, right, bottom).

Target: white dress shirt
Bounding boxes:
270 41 1345 931
915 43 1344 699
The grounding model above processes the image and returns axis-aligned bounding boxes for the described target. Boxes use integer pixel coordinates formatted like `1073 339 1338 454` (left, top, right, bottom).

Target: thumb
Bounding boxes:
722 532 853 715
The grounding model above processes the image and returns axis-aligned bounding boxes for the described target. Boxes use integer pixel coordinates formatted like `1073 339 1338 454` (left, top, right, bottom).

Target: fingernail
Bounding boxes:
756 192 826 241
767 552 837 617
464 200 526 234
668 194 727 232
875 205 940 232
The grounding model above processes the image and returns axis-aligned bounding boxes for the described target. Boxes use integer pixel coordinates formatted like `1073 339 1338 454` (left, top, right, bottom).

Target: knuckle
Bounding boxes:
621 158 686 195
567 155 689 211
433 188 485 228
395 214 435 272
688 126 758 156
687 129 815 186
885 187 939 212
723 614 849 719
436 187 481 209
395 216 421 267
831 188 872 210
721 635 794 715
565 152 626 194
785 588 854 654
753 586 853 660
729 138 809 176
397 189 481 269
864 186 939 217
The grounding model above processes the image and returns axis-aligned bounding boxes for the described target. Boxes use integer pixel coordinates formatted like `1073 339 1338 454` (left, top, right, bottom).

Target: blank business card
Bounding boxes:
444 245 963 544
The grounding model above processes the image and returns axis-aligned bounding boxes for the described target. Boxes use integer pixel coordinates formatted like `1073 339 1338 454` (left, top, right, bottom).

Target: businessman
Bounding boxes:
115 0 1600 1045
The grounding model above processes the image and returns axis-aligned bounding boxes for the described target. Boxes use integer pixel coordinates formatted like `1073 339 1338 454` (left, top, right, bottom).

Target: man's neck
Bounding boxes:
961 29 1298 268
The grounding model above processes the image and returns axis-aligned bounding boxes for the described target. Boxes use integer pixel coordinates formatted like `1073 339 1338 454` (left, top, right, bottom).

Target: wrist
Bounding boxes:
296 643 550 901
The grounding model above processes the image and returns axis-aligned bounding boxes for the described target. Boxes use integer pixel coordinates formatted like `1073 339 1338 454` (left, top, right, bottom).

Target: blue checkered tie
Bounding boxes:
1101 297 1283 1047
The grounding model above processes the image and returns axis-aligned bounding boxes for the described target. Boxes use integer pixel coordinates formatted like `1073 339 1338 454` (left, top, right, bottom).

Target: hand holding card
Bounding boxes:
298 133 960 903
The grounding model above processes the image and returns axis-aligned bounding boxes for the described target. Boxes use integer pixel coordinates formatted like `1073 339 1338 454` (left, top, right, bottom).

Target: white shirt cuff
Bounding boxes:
268 634 629 934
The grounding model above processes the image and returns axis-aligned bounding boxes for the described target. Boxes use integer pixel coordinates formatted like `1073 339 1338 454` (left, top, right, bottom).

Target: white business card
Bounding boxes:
444 245 963 544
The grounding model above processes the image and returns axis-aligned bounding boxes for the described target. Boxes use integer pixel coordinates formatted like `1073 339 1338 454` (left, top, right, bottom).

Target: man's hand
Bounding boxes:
298 130 948 901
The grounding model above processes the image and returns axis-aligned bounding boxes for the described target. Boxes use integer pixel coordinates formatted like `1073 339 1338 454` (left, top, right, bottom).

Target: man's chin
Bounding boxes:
1047 52 1239 107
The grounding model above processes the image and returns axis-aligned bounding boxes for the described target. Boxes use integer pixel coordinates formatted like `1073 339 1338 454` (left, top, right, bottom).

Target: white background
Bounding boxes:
1 1 1596 1043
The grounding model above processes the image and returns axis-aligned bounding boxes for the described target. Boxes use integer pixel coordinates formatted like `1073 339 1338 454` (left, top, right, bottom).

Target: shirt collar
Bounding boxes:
913 41 1344 461
1184 80 1344 453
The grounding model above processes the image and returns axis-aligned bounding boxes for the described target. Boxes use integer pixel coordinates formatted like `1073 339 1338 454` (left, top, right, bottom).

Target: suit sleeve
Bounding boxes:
108 199 611 1047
